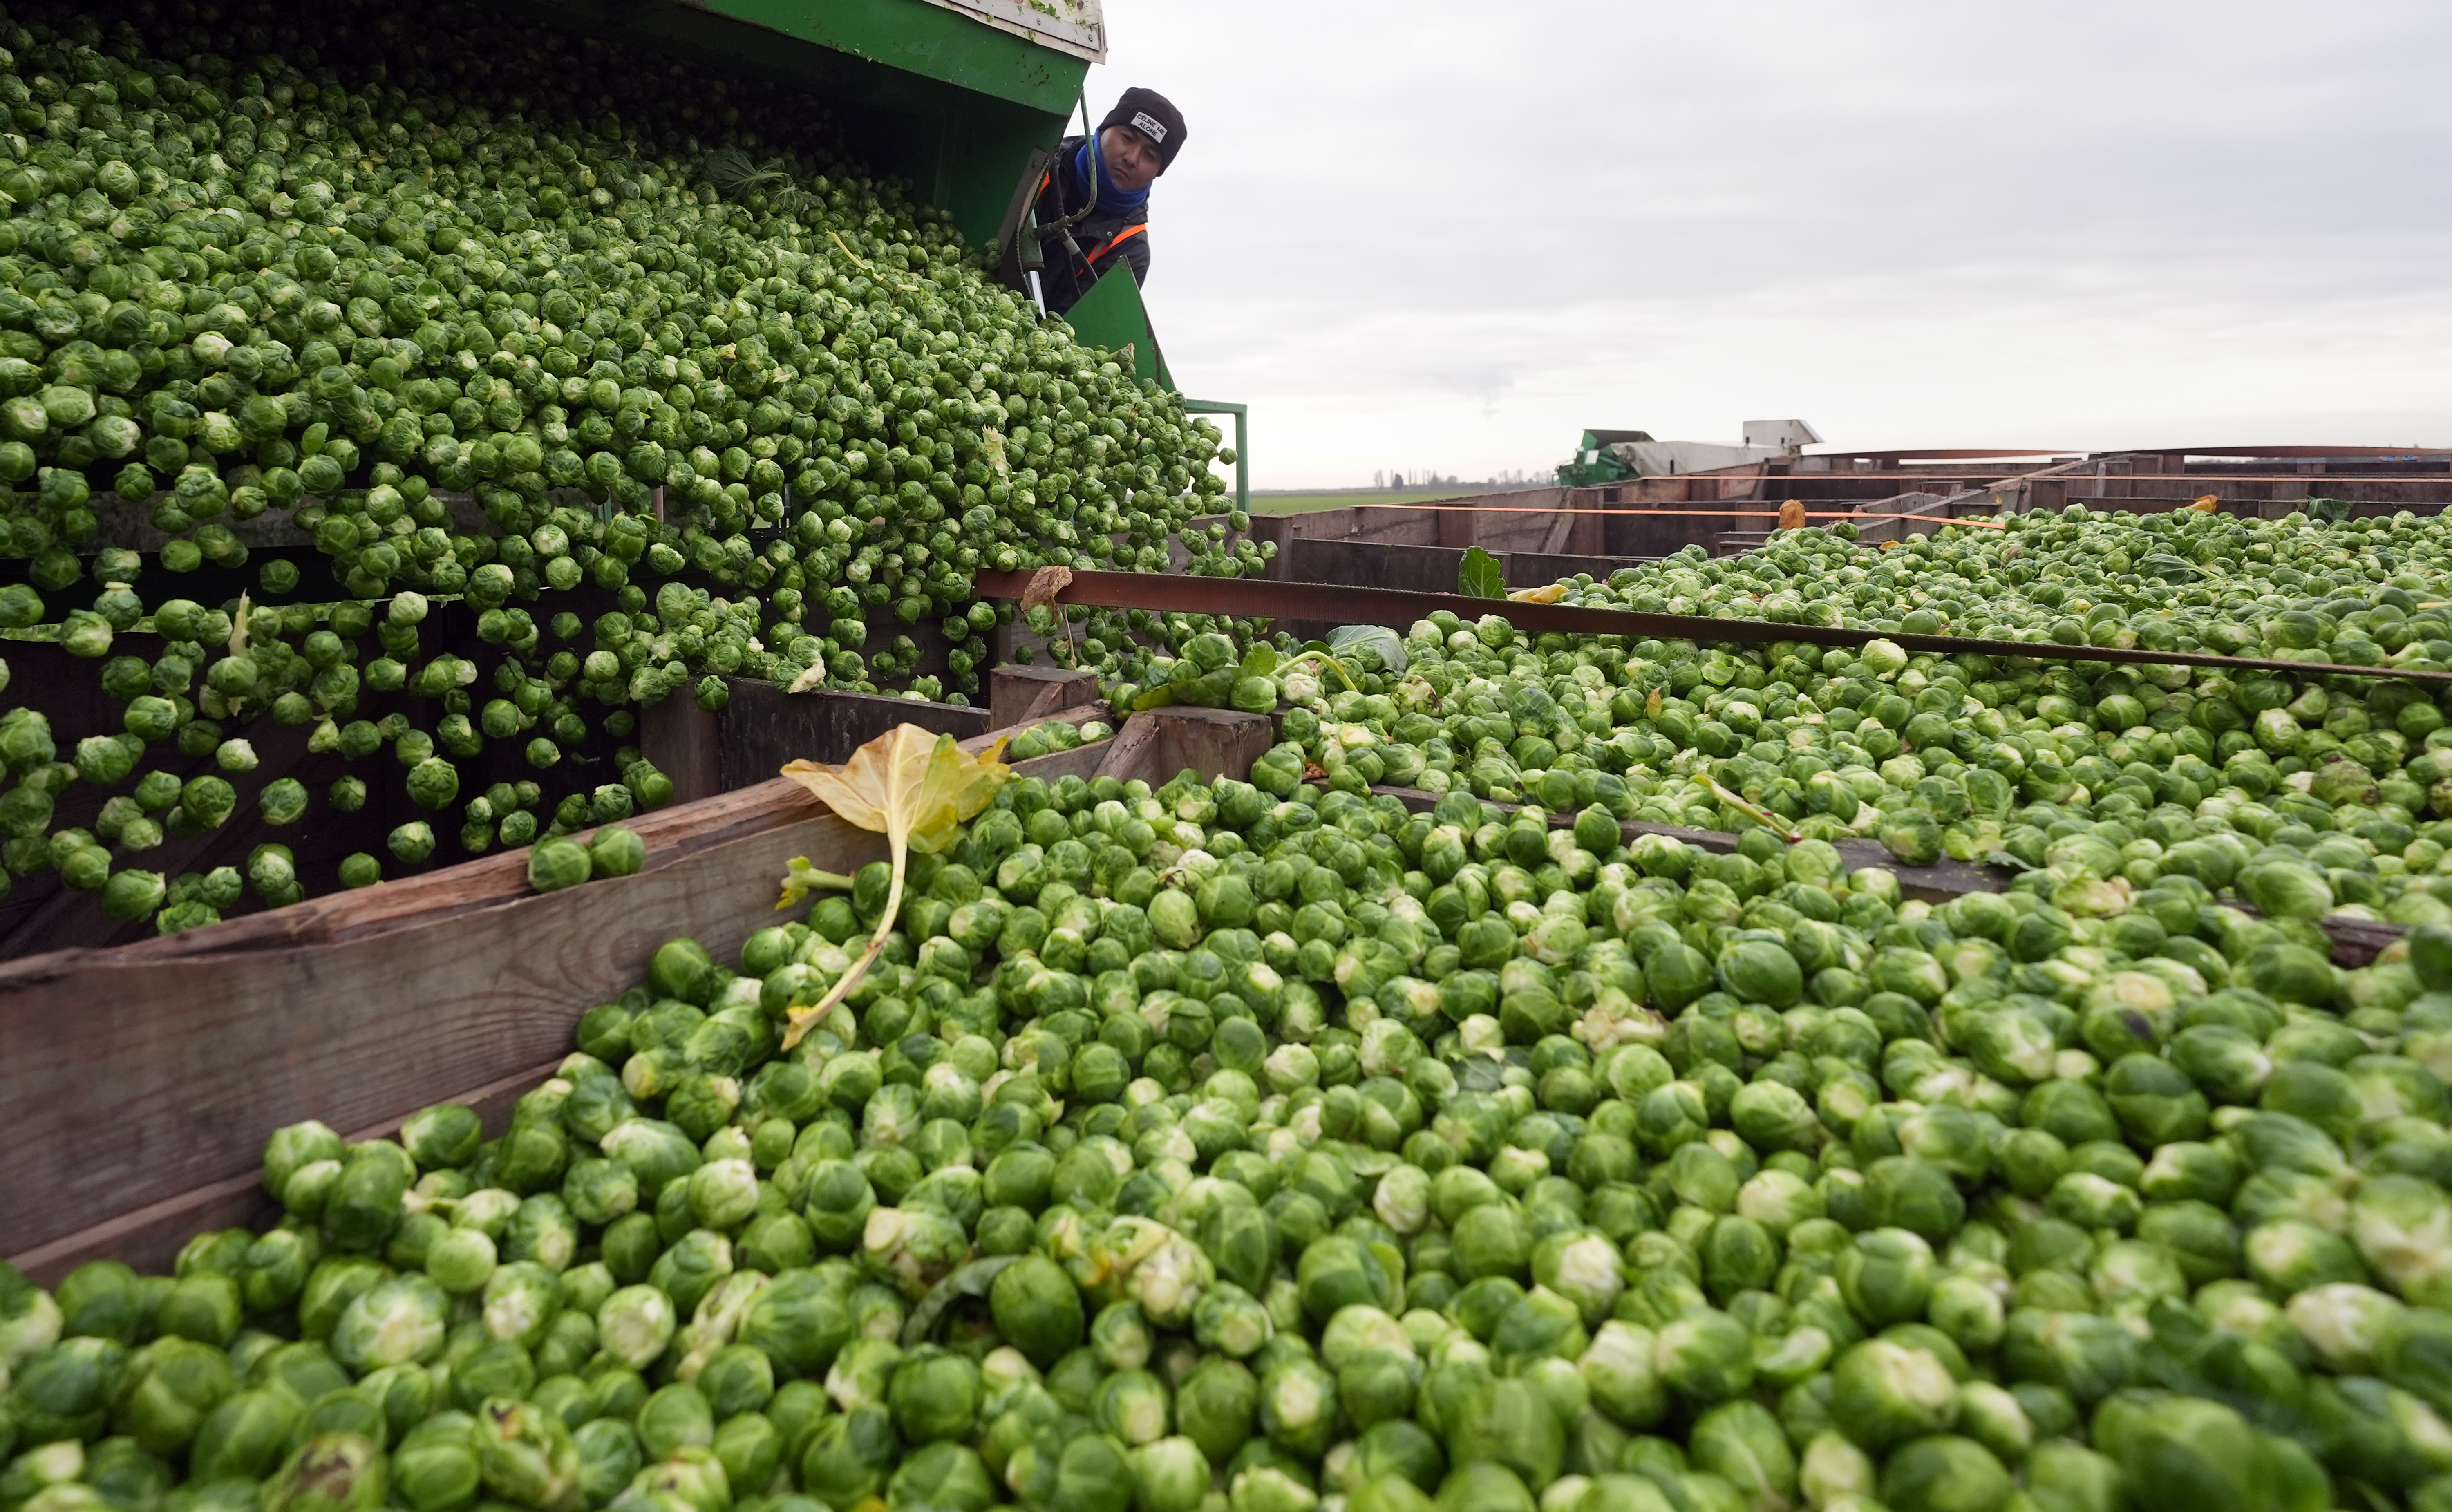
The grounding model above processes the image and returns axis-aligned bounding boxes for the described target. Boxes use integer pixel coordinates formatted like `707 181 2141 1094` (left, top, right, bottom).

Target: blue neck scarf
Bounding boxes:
1073 135 1148 217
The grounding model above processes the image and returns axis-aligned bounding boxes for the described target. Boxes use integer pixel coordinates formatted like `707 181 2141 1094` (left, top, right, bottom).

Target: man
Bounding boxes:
1030 87 1186 315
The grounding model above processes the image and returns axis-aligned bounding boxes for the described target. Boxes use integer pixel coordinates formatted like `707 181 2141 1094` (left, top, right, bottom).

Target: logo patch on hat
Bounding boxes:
1131 110 1168 143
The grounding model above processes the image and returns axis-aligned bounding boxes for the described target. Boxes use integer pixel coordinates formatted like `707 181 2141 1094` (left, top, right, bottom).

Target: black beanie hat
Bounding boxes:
1098 87 1186 172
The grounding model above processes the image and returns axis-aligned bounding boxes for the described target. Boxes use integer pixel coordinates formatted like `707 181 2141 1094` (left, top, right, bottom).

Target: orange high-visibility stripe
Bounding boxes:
1080 222 1147 269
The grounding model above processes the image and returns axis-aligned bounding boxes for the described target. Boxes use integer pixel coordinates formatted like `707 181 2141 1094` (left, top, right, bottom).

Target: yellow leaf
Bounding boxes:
1508 584 1569 604
775 726 1010 1047
2188 494 2220 512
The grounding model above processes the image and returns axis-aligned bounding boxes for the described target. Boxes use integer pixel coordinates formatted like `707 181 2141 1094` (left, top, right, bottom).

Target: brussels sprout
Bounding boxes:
1831 1338 1960 1450
472 1398 583 1512
1835 1228 1935 1327
596 1286 677 1371
330 1276 450 1372
261 1433 389 1512
114 1337 236 1454
528 838 593 893
891 1344 985 1443
1653 1310 1754 1405
1876 1434 2013 1512
191 1387 304 1481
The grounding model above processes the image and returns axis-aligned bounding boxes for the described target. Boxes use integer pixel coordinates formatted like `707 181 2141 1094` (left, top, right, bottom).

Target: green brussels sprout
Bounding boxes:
1876 1434 2013 1512
393 1416 483 1512
191 1387 304 1481
1447 1374 1564 1489
590 826 647 878
596 1285 678 1371
472 1397 584 1512
573 1418 641 1509
155 1270 242 1346
113 1337 236 1454
1835 1228 1935 1327
1652 1310 1754 1405
1128 1436 1210 1512
391 822 438 865
1689 1400 1796 1510
1434 1463 1534 1512
2097 1392 2313 1512
1831 1338 1960 1450
799 1402 900 1506
637 1382 714 1460
330 1276 451 1372
892 1440 999 1512
261 1433 389 1512
528 838 592 893
891 1345 985 1443
993 1255 1087 1366
2000 1310 2136 1405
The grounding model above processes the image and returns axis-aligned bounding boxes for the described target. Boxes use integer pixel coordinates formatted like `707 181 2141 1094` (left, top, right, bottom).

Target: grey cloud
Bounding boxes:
1086 1 2452 484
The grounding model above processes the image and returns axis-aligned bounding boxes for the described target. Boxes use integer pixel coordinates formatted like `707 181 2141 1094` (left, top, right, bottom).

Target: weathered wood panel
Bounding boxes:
989 665 1103 729
716 680 991 788
640 694 724 805
0 795 882 1263
1098 707 1275 789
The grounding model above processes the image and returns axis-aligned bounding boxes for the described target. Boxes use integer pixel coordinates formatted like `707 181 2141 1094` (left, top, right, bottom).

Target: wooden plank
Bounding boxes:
1290 539 1465 596
640 692 723 805
1241 514 1296 581
716 679 990 787
0 800 887 1260
1098 707 1276 789
989 665 1102 729
1510 552 1654 586
9 1056 562 1286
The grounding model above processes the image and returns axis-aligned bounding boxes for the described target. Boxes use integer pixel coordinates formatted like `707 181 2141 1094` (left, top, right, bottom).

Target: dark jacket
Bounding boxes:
1031 135 1149 316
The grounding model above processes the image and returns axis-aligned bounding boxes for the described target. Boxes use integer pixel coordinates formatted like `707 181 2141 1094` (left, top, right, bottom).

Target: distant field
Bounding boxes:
1250 487 1541 516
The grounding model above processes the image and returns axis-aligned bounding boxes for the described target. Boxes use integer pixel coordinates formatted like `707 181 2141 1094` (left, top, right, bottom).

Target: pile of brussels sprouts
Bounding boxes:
1566 508 2452 668
12 729 2452 1512
1260 586 2452 934
1003 721 1115 765
0 0 1246 935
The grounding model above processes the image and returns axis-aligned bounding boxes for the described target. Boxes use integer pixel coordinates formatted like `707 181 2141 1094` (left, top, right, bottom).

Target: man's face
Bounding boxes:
1100 125 1162 193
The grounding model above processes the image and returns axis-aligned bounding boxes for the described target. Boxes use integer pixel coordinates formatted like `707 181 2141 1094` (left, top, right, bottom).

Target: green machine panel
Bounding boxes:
1061 267 1166 389
504 0 1097 247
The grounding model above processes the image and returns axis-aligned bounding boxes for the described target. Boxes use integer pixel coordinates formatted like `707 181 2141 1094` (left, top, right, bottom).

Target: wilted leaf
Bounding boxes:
1021 565 1074 618
775 726 1011 1047
1508 584 1569 604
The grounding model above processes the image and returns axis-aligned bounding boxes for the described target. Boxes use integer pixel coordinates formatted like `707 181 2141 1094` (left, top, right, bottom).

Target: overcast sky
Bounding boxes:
1075 1 2452 489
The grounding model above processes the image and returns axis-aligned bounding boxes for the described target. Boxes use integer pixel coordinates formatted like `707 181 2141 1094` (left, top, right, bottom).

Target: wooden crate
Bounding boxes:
0 705 1275 1284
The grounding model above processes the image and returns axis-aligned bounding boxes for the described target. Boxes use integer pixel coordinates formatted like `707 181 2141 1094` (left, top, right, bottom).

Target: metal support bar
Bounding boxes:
1180 399 1247 517
970 568 2452 685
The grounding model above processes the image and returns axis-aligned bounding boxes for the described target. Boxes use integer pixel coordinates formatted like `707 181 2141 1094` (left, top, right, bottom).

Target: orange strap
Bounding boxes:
1080 222 1147 270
